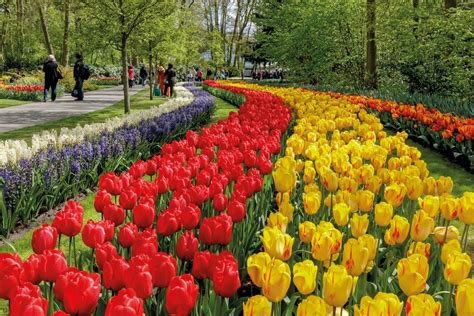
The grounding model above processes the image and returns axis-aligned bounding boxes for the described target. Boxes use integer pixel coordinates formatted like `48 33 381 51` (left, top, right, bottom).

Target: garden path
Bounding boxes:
0 85 144 133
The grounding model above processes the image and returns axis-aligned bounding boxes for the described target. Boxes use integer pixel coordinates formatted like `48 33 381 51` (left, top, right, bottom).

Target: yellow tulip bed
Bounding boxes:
216 82 473 316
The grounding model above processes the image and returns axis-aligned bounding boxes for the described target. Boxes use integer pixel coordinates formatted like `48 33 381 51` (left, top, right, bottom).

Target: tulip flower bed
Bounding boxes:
0 82 293 315
89 76 121 86
0 85 214 237
0 83 45 101
211 81 473 316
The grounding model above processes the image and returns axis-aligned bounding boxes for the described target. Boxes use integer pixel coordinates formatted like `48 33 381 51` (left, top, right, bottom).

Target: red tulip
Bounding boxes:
103 204 125 226
213 193 228 212
199 213 233 246
192 251 211 280
118 223 138 248
0 253 23 299
54 268 101 316
53 208 83 237
63 200 84 214
119 189 138 210
209 180 224 198
149 252 177 288
38 249 67 283
176 231 199 261
211 253 241 298
257 156 272 175
145 160 158 176
186 130 199 146
181 204 201 230
9 282 48 316
94 190 112 213
132 202 156 230
166 274 198 316
129 160 147 179
131 229 159 257
157 210 181 236
99 172 123 195
155 176 169 194
105 288 145 316
31 224 58 254
95 242 119 270
21 254 43 285
103 256 129 291
125 255 153 299
227 200 246 223
243 149 257 168
196 170 211 187
53 311 70 316
82 220 115 249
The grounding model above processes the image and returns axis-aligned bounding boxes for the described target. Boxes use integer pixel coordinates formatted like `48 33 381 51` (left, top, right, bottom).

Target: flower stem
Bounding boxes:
443 220 451 243
48 282 54 316
333 305 337 316
447 284 455 316
462 224 469 252
68 236 73 266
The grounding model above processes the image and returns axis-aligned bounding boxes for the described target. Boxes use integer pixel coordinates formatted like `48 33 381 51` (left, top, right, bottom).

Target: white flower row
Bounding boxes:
0 85 194 167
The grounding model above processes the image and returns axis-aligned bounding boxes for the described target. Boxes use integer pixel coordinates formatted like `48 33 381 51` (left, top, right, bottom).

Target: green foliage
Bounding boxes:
203 84 246 107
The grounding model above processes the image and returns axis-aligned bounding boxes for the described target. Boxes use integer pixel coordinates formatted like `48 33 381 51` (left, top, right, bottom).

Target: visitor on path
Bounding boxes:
206 68 212 80
43 54 61 102
139 64 148 87
73 53 86 101
157 66 166 96
196 69 203 82
128 65 135 88
164 64 176 97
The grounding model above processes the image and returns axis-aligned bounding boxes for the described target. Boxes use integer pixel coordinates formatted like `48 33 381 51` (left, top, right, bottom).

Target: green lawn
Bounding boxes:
210 95 238 123
0 90 167 142
0 99 29 109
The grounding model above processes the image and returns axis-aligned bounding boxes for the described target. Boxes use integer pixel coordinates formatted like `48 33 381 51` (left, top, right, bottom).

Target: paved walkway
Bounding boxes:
0 85 144 133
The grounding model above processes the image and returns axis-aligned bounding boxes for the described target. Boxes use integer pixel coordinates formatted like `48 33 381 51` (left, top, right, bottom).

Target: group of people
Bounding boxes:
43 53 88 102
252 69 283 80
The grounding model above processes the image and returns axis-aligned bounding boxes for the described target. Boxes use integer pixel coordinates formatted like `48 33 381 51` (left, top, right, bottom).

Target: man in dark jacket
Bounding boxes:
164 64 176 97
73 53 85 101
43 55 60 102
139 64 148 87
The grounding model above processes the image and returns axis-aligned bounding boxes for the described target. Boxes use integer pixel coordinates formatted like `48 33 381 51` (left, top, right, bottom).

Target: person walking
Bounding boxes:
157 66 166 96
43 54 61 102
128 65 135 89
196 69 203 82
139 64 148 87
164 64 176 97
73 53 86 101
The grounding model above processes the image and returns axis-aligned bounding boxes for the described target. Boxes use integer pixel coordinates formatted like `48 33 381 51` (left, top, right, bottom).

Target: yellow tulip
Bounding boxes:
406 294 441 316
351 213 369 238
260 227 294 261
456 279 474 316
406 176 423 200
388 157 401 170
433 226 459 245
296 159 305 173
339 177 358 193
459 192 474 224
323 265 354 307
439 194 459 221
444 252 472 285
304 166 316 184
441 239 462 265
262 258 291 302
299 221 317 244
384 183 407 207
296 295 326 316
365 176 382 194
267 212 289 233
321 168 339 192
303 191 321 215
304 183 320 194
279 201 295 222
371 154 387 170
328 227 343 255
342 238 369 276
377 168 391 184
247 252 271 287
305 144 319 161
437 176 453 195
243 295 271 316
419 195 439 218
384 215 410 245
423 177 437 196
351 156 363 169
407 241 431 260
410 210 435 242
356 190 374 212
397 254 429 296
324 194 337 209
354 296 386 316
293 260 318 295
359 165 375 185
272 168 294 193
374 292 403 316
333 203 350 226
359 234 377 261
311 231 334 262
374 202 393 227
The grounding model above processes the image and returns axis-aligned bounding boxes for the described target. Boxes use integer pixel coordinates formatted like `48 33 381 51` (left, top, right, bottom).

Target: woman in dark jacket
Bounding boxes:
164 64 176 97
43 55 60 102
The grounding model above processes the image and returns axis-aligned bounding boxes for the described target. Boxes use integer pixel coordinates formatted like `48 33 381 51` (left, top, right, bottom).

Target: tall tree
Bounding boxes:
366 0 377 89
36 0 54 55
61 0 71 66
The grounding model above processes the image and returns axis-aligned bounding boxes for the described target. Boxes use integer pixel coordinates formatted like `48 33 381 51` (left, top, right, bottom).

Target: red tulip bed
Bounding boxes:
0 83 45 101
0 83 293 315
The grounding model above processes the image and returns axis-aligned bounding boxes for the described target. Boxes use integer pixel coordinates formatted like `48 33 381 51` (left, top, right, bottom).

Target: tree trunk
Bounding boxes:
60 0 71 67
16 0 24 56
121 33 130 114
366 0 377 89
149 41 153 101
37 1 54 55
445 0 456 9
